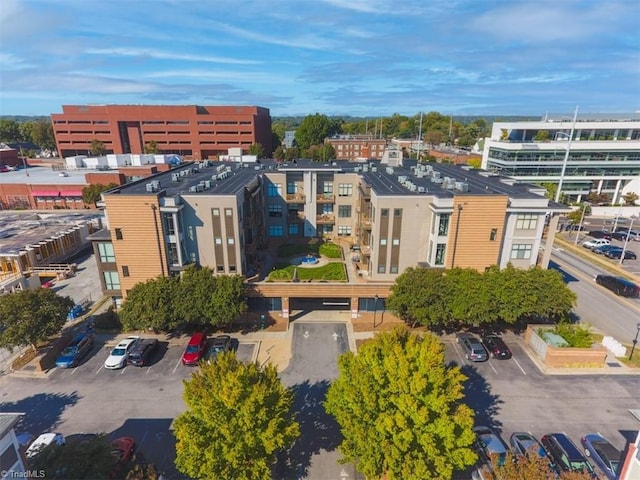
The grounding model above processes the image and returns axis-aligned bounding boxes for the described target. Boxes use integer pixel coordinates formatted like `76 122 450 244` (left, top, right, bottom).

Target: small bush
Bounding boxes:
550 322 594 348
93 307 122 332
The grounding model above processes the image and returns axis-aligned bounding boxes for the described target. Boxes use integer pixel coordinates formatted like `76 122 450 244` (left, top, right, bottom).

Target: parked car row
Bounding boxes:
455 332 512 362
473 427 622 480
181 332 231 365
594 274 640 298
588 227 640 242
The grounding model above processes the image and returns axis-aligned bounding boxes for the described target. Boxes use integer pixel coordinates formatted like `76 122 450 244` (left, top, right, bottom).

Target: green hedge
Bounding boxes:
268 262 346 282
546 323 594 348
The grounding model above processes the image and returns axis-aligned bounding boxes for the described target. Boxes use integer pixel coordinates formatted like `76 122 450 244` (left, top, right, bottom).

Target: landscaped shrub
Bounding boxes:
547 322 594 348
93 307 122 332
319 243 341 258
267 262 346 282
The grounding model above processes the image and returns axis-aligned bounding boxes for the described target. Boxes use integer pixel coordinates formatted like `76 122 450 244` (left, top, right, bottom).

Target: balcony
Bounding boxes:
361 216 372 229
316 214 335 224
287 212 305 221
285 193 306 203
316 193 335 203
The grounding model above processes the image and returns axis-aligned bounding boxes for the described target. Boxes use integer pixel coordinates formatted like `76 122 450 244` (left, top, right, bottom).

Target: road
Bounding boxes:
549 244 640 343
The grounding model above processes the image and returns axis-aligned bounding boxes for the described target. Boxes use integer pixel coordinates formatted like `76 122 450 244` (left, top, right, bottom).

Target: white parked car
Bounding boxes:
104 336 139 369
25 432 65 458
582 238 610 250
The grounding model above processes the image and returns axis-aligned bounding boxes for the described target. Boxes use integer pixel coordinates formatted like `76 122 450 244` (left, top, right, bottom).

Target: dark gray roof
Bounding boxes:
0 413 23 438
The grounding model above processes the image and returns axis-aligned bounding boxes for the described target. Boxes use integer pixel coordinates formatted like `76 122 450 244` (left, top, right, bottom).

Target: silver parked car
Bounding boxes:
456 332 488 362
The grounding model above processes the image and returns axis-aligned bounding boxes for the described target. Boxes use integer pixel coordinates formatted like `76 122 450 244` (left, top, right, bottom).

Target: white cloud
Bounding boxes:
84 48 261 65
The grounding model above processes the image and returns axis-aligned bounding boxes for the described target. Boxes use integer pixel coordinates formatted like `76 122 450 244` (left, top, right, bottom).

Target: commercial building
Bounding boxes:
90 156 568 315
481 115 640 203
326 135 387 161
51 105 272 160
0 413 27 478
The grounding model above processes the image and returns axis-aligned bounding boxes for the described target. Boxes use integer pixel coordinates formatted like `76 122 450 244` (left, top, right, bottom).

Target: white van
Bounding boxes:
25 432 65 458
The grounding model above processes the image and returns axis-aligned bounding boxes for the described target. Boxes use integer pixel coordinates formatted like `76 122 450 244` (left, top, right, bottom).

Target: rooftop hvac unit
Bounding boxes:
145 183 155 193
416 170 424 178
179 169 187 177
197 162 204 169
398 175 407 183
354 166 361 172
455 182 469 192
371 166 377 172
362 165 369 172
204 180 212 189
386 167 394 174
203 160 212 167
211 174 218 181
432 177 443 184
442 178 456 189
171 173 180 182
195 184 204 192
417 186 426 193
217 164 226 172
188 186 198 193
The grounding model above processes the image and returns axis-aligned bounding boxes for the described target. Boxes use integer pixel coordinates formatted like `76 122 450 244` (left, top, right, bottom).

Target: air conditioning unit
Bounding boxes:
204 180 212 189
171 173 180 182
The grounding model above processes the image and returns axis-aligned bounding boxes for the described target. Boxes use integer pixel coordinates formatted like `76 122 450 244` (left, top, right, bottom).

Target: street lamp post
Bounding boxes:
574 201 591 245
629 322 640 360
619 216 638 265
373 295 379 328
554 106 579 203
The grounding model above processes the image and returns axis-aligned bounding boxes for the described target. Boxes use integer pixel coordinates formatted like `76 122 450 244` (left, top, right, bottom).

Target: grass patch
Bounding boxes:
276 241 341 258
616 349 640 368
543 323 595 348
319 242 342 258
268 262 346 282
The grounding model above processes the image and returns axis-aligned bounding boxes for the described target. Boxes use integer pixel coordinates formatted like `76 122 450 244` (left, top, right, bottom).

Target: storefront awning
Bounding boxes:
31 190 60 197
60 190 83 197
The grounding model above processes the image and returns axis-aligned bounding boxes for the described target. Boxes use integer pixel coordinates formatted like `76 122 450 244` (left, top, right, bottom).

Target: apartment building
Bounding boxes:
325 135 387 161
91 157 568 309
482 115 640 203
51 105 272 160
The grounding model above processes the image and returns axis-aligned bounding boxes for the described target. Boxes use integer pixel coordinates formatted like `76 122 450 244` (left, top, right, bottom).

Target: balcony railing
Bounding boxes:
316 214 335 224
287 212 305 221
316 193 335 203
285 193 306 203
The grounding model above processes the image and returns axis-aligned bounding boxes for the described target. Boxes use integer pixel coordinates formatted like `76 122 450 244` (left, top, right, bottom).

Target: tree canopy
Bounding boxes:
0 288 74 350
174 353 299 480
29 434 117 479
325 328 477 480
294 114 342 150
248 143 265 158
82 183 118 205
119 266 247 331
483 451 595 479
90 139 107 156
386 266 576 328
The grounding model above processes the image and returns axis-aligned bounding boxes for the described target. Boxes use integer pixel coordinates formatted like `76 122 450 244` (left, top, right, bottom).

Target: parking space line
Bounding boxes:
487 360 498 374
511 355 527 375
172 358 182 374
71 367 78 375
95 364 103 375
120 366 127 375
146 366 152 374
451 342 467 365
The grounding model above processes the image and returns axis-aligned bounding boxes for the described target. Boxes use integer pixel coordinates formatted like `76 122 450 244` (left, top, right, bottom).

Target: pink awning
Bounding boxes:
31 190 60 197
60 190 83 197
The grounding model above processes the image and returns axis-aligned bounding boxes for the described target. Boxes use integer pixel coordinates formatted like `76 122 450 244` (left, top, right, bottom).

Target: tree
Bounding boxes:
82 183 118 205
534 130 550 142
174 265 218 326
144 140 161 154
118 276 181 332
273 145 286 161
284 146 300 161
174 354 299 480
0 289 74 351
325 328 477 480
90 138 107 156
482 451 594 479
566 203 591 225
0 119 20 142
622 191 639 205
425 130 444 147
248 143 265 158
207 274 247 326
30 119 56 150
304 143 335 162
30 434 117 479
126 462 160 480
294 113 341 150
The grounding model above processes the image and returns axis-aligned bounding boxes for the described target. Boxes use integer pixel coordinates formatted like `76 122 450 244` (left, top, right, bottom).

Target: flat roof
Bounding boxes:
0 212 102 256
0 166 87 185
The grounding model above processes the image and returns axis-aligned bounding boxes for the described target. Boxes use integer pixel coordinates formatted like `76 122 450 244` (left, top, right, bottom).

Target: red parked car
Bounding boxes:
110 436 135 478
182 332 207 365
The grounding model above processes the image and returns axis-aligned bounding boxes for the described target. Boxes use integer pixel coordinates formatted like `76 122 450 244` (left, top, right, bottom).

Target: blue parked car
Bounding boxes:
55 333 94 368
581 433 622 480
67 304 84 320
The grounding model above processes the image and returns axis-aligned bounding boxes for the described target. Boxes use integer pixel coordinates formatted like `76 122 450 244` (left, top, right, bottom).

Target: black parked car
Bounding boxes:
604 247 637 260
481 334 512 360
206 335 232 363
541 433 596 478
595 274 640 297
127 338 159 367
588 230 611 239
593 244 619 255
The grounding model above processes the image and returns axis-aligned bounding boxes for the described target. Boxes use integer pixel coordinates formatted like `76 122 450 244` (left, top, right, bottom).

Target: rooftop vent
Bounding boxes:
417 186 426 193
455 182 469 192
442 177 456 189
386 167 394 175
145 180 161 192
171 173 180 182
204 180 212 190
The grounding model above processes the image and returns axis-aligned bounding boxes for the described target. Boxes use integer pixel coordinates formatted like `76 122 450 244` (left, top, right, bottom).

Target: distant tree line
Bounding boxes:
0 118 56 152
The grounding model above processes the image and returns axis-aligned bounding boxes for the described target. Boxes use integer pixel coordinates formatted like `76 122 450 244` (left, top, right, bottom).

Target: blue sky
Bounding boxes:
1 0 639 117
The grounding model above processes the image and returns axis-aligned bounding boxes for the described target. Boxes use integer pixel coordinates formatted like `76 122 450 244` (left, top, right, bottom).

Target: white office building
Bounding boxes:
481 115 640 203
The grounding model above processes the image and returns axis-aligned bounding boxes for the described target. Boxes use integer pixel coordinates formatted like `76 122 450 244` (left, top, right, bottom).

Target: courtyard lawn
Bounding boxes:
268 262 347 282
276 241 342 259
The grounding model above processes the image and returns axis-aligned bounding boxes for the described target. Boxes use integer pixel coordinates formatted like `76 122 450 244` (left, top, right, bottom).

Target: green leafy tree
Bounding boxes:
0 289 74 351
174 354 299 480
19 121 35 143
294 113 341 150
304 143 335 162
273 145 286 161
541 183 557 200
174 265 218 326
444 268 494 326
90 138 107 156
534 130 550 141
118 276 181 332
483 451 594 479
425 130 444 147
466 157 482 169
0 119 20 142
30 434 117 480
82 183 118 205
126 462 160 480
30 119 56 150
284 146 300 161
325 328 477 480
248 143 265 158
566 203 591 225
208 274 247 326
144 140 161 154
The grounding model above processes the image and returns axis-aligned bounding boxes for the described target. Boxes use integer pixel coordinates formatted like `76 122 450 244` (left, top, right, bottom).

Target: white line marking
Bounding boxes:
139 430 148 447
452 343 466 364
146 366 152 374
172 358 182 374
70 367 78 375
95 364 103 375
487 360 498 374
120 366 127 374
512 355 527 375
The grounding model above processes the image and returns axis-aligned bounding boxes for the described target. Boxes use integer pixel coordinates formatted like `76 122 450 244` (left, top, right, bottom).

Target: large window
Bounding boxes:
269 225 284 237
167 243 179 265
268 204 283 217
511 244 532 259
288 224 299 235
338 205 352 218
516 214 538 230
287 182 297 194
338 225 351 236
435 244 446 265
323 183 333 195
103 271 121 290
97 242 115 262
162 213 175 235
267 184 282 197
338 183 353 197
322 204 333 215
438 214 450 236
